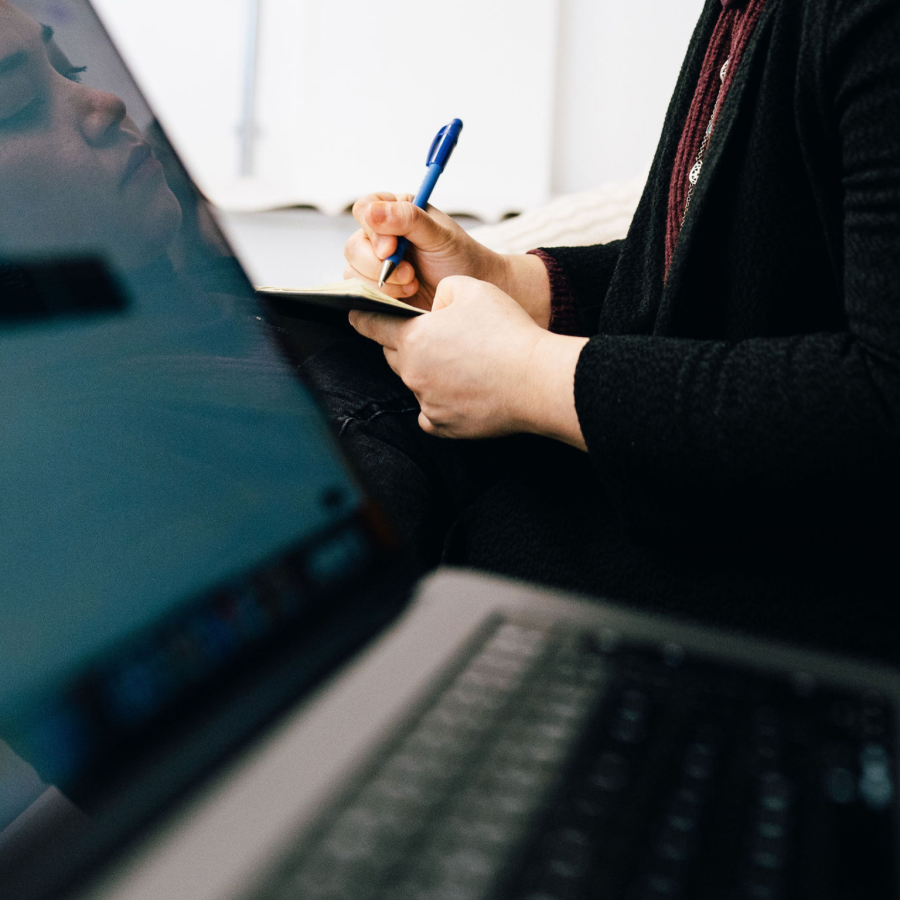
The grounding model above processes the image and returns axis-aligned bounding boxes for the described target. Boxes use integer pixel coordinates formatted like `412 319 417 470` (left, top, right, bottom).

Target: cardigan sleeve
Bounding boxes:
526 249 583 336
572 0 900 561
532 242 624 337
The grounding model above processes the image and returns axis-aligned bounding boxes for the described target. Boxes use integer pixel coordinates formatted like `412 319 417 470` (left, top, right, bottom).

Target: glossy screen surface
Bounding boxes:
0 1 379 882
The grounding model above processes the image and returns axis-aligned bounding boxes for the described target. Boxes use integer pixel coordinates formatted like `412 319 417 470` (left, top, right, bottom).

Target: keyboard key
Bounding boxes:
589 751 631 793
245 621 898 900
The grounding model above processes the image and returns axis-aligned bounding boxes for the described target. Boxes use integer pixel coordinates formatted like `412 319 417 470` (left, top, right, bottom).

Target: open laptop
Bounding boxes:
0 3 897 899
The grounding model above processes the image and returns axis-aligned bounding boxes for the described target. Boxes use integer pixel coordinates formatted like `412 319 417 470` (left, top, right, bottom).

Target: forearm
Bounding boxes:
514 331 590 450
575 330 900 547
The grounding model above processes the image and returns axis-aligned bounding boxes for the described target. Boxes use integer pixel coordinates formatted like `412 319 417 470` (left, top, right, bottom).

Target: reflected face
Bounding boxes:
0 2 182 269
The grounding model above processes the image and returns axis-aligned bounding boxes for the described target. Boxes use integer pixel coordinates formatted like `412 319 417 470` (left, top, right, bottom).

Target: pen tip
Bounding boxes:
378 259 396 289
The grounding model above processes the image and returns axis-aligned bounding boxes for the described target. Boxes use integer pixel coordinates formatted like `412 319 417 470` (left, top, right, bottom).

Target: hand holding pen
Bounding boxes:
344 119 510 311
344 120 582 446
378 118 463 286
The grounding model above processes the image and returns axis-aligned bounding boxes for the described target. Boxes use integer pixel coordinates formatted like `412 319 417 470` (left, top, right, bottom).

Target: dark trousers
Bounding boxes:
301 335 591 568
301 334 900 668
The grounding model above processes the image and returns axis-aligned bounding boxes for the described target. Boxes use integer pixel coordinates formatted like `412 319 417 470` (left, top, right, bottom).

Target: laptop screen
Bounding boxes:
0 1 402 891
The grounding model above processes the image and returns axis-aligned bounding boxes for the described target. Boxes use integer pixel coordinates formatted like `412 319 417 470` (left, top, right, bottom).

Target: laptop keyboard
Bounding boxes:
246 620 897 900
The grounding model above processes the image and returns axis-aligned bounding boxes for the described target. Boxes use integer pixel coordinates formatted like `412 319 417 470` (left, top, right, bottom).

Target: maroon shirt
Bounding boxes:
665 0 766 275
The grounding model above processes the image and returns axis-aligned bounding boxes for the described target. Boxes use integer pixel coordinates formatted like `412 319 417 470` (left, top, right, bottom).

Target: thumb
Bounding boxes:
368 201 453 253
431 274 469 312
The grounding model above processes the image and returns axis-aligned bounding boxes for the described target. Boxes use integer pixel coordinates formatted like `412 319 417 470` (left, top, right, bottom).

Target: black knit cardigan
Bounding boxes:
546 0 900 569
455 0 900 664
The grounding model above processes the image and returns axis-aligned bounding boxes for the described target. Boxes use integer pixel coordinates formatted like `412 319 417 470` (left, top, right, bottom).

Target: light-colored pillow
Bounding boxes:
466 175 645 256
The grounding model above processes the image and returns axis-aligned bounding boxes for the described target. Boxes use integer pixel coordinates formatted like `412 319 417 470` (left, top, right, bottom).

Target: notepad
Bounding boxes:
255 279 425 317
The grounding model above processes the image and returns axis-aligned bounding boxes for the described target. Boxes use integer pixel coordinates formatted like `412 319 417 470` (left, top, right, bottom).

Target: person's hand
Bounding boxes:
344 193 506 311
348 275 588 449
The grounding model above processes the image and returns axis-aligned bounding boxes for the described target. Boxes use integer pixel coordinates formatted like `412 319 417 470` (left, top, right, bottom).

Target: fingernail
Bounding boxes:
371 203 388 225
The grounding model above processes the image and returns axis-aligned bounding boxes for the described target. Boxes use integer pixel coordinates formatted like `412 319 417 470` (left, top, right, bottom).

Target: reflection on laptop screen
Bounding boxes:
0 1 390 887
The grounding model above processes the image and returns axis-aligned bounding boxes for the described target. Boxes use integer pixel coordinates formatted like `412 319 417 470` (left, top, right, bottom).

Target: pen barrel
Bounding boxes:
386 164 443 266
413 164 443 208
389 236 410 266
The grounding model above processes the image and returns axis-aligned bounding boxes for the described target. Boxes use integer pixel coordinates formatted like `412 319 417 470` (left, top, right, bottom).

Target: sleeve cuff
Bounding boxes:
527 248 588 336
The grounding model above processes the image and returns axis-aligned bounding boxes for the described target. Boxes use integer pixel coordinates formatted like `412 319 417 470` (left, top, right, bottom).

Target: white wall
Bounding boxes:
92 0 248 193
552 0 705 193
92 0 706 217
248 0 559 219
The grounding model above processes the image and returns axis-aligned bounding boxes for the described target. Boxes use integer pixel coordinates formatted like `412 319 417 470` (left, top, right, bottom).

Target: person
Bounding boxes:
306 0 900 664
0 1 183 271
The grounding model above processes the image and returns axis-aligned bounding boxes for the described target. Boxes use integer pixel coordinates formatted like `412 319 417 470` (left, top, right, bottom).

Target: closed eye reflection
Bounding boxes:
0 4 184 272
0 95 47 131
0 65 89 132
0 23 87 132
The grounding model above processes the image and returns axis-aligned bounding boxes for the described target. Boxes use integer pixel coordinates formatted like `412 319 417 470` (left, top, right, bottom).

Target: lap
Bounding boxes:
301 336 900 666
301 335 593 566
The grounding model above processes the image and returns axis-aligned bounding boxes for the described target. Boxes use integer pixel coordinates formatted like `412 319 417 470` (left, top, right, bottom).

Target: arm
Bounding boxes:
343 197 629 450
575 0 900 556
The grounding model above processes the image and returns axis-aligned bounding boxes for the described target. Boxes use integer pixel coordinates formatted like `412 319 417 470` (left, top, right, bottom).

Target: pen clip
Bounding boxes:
426 118 463 170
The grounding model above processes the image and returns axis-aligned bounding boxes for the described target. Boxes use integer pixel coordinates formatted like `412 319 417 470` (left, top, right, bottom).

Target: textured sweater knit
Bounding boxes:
537 0 766 331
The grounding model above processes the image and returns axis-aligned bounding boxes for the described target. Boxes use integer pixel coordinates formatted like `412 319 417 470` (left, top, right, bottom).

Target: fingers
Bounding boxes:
346 193 422 298
342 259 419 302
343 232 418 294
351 192 414 260
369 201 453 255
348 309 406 350
383 346 400 376
418 411 437 435
431 274 475 312
431 275 455 312
352 192 453 255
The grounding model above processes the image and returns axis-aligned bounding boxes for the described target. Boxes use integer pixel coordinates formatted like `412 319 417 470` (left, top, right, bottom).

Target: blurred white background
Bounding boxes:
89 0 704 284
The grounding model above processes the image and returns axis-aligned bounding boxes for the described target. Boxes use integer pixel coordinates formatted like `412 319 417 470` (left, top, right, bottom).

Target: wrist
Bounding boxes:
513 331 589 450
499 253 552 328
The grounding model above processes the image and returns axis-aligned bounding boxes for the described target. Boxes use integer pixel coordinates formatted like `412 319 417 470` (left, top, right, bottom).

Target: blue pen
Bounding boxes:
378 118 463 287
